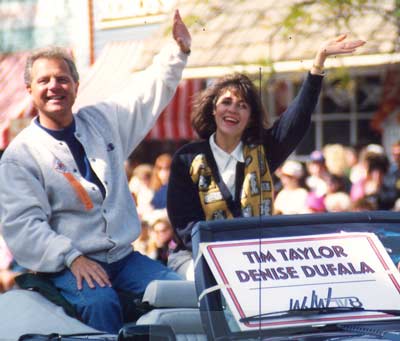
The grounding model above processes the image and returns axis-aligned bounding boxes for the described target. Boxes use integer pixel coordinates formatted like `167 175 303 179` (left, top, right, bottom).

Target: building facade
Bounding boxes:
1 0 399 159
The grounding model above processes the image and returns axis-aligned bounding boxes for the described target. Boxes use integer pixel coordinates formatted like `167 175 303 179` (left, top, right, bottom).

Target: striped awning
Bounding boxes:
0 51 36 150
146 78 203 140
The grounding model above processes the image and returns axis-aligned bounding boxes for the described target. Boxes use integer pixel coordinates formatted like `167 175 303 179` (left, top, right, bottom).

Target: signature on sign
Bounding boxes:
289 287 363 310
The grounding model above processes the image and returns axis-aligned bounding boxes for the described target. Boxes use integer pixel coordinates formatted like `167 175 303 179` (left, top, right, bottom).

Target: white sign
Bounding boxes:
201 232 400 331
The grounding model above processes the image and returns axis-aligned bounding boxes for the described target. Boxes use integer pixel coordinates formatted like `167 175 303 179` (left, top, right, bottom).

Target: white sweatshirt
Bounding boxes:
0 43 188 272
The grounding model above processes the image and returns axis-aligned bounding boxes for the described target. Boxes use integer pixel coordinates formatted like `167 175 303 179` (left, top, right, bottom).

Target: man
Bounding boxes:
0 10 191 334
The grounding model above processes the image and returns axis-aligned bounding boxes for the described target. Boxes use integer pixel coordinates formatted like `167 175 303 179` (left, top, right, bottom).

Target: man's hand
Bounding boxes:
172 9 191 54
70 255 111 290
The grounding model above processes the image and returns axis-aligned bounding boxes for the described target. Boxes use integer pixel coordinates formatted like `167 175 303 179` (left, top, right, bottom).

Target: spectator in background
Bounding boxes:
129 163 154 218
324 173 351 211
323 144 348 176
275 160 309 215
351 151 389 209
349 146 368 185
132 220 157 260
325 192 352 212
344 145 359 179
323 143 352 192
150 153 172 210
150 217 177 265
326 173 348 193
305 173 349 213
306 150 330 197
379 140 400 210
349 144 386 186
133 212 177 266
305 191 326 213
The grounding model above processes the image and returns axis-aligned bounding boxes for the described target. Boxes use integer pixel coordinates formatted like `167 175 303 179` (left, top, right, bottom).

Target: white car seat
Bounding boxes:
136 280 207 341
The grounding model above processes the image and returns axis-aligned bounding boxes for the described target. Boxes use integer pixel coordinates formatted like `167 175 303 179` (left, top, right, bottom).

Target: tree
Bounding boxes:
281 0 399 52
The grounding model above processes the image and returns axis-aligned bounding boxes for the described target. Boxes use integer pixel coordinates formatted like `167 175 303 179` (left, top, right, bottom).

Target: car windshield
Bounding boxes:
192 211 400 340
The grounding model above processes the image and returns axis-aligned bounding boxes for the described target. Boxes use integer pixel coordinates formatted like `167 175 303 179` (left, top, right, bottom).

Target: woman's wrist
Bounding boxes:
311 52 326 75
311 63 324 75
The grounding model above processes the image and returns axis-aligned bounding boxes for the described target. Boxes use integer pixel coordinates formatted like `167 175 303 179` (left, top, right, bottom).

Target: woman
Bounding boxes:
149 216 178 265
274 160 309 215
167 35 365 279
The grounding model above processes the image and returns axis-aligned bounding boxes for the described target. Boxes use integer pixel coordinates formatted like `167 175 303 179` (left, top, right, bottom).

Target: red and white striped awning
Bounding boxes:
146 78 203 140
0 51 36 150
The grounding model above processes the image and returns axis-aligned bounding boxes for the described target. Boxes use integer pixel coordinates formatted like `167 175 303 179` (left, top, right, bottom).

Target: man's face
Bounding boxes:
27 57 79 129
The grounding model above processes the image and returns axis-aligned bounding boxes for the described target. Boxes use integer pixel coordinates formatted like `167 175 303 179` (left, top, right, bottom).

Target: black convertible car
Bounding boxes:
2 211 400 341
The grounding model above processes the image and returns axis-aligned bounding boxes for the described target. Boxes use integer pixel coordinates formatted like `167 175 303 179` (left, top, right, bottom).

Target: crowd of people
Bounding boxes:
275 141 400 214
123 140 400 275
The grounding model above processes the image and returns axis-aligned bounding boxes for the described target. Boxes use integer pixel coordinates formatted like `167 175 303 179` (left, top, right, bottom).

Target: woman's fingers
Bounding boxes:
345 40 366 49
334 34 347 43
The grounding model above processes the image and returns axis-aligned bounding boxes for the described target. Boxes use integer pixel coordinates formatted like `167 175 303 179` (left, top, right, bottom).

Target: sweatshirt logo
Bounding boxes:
54 158 67 173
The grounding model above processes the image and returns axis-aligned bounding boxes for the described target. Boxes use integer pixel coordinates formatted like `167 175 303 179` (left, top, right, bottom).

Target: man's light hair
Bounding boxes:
24 46 79 85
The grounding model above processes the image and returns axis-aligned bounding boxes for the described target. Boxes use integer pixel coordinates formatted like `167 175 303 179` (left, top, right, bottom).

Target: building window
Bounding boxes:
265 71 383 160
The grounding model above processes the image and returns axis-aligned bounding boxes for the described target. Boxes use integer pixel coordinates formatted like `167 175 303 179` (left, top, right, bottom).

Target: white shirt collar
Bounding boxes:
209 133 244 170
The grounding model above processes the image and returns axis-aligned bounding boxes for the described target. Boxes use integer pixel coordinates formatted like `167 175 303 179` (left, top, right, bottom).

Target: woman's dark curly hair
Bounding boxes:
191 73 268 144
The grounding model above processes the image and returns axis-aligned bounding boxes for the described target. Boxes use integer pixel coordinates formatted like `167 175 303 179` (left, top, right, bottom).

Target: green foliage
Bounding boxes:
281 0 398 33
281 4 313 33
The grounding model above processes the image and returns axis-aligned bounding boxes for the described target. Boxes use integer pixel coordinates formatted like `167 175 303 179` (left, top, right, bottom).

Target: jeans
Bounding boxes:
46 251 182 334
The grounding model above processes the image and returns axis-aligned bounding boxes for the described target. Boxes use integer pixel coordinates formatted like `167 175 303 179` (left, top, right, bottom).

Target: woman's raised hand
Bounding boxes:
312 34 366 74
320 34 366 57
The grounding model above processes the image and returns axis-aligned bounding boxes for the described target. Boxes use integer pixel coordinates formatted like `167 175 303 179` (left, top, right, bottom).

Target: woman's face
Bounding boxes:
213 88 251 142
280 174 299 189
152 221 173 247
